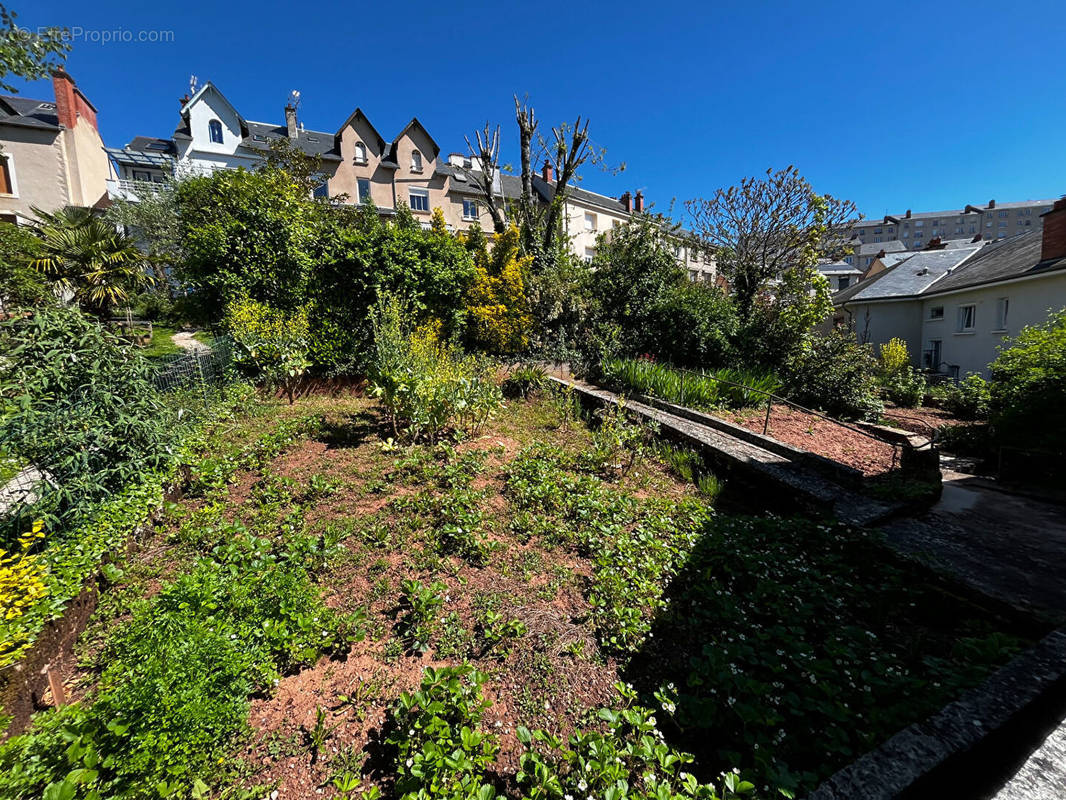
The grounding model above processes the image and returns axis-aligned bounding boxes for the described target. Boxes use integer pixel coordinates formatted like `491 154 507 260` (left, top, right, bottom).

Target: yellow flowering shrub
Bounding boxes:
0 521 48 629
224 297 311 403
879 337 910 376
465 225 533 354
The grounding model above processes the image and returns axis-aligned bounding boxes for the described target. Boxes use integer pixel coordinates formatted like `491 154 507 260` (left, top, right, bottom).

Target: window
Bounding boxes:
409 187 429 212
132 170 152 182
462 198 478 220
994 297 1009 331
957 304 976 332
998 210 1008 218
0 154 12 195
584 212 597 231
612 219 621 229
929 305 944 320
584 247 595 263
313 182 329 199
915 220 924 227
838 276 851 290
874 236 881 243
357 178 371 205
462 157 472 169
925 339 942 369
208 119 224 144
411 150 423 172
354 142 367 164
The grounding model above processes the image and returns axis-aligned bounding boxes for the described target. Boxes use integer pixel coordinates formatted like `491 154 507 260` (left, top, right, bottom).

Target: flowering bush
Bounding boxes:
464 225 534 354
225 296 311 403
369 294 502 443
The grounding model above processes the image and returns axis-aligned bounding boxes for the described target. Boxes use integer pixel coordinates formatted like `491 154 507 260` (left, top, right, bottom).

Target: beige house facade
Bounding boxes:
0 70 109 224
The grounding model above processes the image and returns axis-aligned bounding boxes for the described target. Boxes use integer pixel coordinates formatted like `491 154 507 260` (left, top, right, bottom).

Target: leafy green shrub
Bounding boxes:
944 373 991 420
937 423 993 456
225 296 311 404
882 368 926 408
517 683 756 800
385 665 502 800
989 311 1066 458
647 281 738 369
0 221 48 310
369 295 502 443
781 327 882 420
0 307 176 532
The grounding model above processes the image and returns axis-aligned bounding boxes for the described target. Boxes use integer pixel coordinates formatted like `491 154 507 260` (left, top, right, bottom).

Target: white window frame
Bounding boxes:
462 198 478 221
928 305 944 320
584 212 597 232
208 119 224 144
357 178 371 205
957 304 976 333
584 247 596 263
409 187 430 212
0 153 19 197
411 150 423 172
994 297 1009 332
354 142 368 165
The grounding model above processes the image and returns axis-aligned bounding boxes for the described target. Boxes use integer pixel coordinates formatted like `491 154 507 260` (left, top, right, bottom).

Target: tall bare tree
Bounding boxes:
513 95 621 270
458 123 506 234
686 166 858 321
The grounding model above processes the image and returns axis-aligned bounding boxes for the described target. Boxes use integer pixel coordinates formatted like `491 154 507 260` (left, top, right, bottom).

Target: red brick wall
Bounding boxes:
51 71 98 131
1042 198 1066 262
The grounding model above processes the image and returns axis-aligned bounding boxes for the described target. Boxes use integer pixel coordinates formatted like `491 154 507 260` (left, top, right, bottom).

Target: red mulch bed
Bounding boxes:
719 406 897 476
881 404 969 437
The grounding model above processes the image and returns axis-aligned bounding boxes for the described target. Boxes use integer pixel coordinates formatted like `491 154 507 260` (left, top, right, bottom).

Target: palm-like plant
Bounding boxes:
30 205 151 315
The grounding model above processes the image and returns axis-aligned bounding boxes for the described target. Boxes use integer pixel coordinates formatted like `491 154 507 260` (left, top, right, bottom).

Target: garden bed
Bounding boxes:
0 391 1036 799
718 405 898 476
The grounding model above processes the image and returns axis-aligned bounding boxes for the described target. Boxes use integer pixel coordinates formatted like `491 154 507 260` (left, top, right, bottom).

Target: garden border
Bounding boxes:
808 625 1066 799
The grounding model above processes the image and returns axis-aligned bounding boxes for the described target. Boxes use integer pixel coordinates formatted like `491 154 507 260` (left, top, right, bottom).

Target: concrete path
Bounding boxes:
171 331 209 353
991 720 1066 800
881 468 1066 614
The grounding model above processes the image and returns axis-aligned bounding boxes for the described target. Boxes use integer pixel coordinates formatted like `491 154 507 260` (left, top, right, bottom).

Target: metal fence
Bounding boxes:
0 336 235 523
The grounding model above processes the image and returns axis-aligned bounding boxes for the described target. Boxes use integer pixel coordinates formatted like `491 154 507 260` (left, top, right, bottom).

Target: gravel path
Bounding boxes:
171 331 209 353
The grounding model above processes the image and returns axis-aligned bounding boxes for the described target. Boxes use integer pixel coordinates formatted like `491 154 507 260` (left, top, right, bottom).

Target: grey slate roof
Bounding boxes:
817 261 863 276
856 240 907 256
0 94 60 131
241 121 341 161
834 246 983 303
923 231 1066 295
965 199 1057 212
530 174 628 214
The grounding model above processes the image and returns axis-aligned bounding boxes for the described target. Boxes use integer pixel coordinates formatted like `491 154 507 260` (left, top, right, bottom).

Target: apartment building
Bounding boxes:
845 197 1056 259
106 83 714 275
0 70 110 224
834 198 1066 378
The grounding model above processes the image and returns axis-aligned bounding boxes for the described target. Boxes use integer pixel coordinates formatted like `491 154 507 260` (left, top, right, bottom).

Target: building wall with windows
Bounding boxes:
0 125 67 222
919 273 1066 378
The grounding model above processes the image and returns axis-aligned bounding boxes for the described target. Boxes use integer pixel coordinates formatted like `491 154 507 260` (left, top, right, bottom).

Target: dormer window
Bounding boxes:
354 142 367 164
411 150 423 172
208 119 223 144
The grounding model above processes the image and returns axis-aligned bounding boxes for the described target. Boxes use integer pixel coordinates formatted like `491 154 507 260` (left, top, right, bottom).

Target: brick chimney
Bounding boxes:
876 249 886 259
634 190 644 213
285 103 299 139
620 191 632 212
180 93 190 108
971 233 983 243
925 236 945 250
1040 197 1066 262
52 68 78 129
905 209 912 218
541 160 554 182
988 199 996 209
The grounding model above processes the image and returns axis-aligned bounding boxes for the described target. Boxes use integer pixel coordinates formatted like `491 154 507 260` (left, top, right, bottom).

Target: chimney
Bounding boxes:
988 199 996 209
905 209 912 218
1040 197 1066 262
971 233 983 243
634 190 644 213
180 93 190 108
925 236 945 250
876 249 886 259
620 191 632 212
52 68 78 129
541 160 554 182
285 103 298 139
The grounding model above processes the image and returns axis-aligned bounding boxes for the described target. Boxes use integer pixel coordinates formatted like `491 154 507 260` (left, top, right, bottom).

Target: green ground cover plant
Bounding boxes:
0 389 1028 800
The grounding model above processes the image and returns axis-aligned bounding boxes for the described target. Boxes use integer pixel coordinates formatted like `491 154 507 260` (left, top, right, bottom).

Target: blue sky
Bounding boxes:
11 0 1066 222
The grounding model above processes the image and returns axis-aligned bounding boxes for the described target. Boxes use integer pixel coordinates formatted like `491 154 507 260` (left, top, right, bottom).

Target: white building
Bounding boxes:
834 198 1066 378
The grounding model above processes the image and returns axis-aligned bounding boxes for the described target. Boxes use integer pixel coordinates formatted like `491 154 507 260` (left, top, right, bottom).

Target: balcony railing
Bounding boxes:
106 178 167 201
